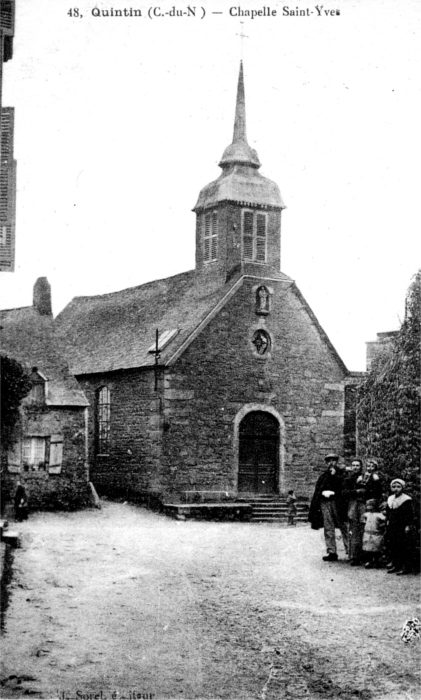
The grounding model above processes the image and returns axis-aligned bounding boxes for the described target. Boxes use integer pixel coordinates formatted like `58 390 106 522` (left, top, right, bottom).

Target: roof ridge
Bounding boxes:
0 305 33 313
67 269 196 304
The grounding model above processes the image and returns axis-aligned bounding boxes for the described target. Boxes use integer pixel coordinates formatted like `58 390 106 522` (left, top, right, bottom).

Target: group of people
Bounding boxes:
308 453 415 575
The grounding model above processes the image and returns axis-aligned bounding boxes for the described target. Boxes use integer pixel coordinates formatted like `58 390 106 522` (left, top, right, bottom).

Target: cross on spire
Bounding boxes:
236 21 249 60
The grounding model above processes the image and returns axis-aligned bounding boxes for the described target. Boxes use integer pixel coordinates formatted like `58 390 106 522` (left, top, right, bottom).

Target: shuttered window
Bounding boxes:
49 435 64 474
204 212 218 263
256 214 267 262
97 387 111 455
243 211 254 260
8 441 21 473
8 435 63 473
0 2 15 31
242 210 267 263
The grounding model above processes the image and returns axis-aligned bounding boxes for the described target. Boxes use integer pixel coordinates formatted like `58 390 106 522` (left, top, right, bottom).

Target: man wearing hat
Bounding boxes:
308 453 349 561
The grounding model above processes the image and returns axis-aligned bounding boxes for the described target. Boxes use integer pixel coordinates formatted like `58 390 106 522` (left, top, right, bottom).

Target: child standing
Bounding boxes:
362 499 386 568
287 489 297 526
386 479 414 575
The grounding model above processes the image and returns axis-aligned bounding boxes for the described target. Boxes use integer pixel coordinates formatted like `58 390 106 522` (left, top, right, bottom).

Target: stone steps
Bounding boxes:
164 497 309 524
236 497 309 523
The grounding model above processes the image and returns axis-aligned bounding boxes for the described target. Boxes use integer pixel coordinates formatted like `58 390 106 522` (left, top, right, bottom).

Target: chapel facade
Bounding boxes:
57 64 355 502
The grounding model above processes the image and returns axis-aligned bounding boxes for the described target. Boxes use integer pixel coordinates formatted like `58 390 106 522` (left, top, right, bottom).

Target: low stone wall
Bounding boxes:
164 502 253 522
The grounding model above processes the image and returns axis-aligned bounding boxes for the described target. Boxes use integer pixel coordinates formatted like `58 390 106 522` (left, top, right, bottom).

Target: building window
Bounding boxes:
147 329 180 353
252 329 271 356
8 435 63 474
204 211 218 263
242 210 267 263
97 386 111 455
22 437 47 470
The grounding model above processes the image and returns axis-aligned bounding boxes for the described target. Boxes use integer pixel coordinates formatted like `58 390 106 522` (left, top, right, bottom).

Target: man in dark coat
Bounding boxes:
343 458 366 565
308 454 349 561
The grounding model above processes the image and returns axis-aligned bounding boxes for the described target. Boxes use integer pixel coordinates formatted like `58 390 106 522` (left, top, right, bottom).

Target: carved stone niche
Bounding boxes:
254 285 272 315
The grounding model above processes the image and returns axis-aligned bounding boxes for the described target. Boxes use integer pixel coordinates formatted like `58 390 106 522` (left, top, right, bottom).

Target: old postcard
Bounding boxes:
0 0 420 698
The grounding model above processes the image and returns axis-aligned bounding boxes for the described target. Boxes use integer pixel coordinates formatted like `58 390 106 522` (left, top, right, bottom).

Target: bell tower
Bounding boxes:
193 62 286 283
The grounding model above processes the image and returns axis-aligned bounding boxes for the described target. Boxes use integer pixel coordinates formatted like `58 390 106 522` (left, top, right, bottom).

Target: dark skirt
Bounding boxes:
15 502 28 521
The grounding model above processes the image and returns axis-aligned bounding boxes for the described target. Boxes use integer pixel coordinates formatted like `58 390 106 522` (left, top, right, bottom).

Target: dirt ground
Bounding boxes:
0 501 420 700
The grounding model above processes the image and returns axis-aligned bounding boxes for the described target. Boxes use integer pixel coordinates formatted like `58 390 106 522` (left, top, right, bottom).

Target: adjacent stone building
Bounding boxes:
1 278 90 508
57 64 355 503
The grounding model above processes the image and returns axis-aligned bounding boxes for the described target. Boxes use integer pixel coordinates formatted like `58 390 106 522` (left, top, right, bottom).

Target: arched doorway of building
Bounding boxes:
238 411 279 493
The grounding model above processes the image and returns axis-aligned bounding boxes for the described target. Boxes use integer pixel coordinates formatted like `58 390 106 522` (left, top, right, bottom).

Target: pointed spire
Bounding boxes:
233 61 247 143
219 62 261 169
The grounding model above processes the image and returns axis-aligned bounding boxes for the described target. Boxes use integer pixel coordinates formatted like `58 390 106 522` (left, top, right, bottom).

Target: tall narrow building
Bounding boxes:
0 0 16 272
56 64 351 508
0 105 16 271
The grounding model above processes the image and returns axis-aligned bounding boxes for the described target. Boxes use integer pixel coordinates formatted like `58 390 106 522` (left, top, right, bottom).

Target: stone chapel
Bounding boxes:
57 63 356 504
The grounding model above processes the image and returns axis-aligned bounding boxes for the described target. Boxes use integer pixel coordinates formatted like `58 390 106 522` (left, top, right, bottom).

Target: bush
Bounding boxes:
0 355 31 451
357 271 421 527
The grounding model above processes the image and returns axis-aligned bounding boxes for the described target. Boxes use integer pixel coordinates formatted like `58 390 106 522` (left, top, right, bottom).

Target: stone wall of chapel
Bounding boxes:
162 278 347 499
67 279 350 502
76 370 166 497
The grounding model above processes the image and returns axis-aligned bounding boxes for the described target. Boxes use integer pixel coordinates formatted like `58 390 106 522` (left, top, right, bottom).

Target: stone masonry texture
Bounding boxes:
79 276 349 502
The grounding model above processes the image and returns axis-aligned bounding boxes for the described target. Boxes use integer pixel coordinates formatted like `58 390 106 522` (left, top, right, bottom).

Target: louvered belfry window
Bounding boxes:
243 210 267 263
204 211 218 263
243 211 254 260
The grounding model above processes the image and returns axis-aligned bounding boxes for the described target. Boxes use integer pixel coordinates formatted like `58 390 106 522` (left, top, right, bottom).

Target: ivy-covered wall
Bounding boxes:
356 271 420 521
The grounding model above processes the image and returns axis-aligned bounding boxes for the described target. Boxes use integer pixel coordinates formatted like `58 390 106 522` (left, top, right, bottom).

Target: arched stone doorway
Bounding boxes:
238 411 280 494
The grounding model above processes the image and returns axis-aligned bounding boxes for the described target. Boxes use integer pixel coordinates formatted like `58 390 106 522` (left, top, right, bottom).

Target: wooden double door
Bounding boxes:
238 411 279 494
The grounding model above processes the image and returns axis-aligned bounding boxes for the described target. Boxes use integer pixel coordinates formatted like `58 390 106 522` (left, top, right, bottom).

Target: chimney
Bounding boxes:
33 277 52 316
366 331 398 371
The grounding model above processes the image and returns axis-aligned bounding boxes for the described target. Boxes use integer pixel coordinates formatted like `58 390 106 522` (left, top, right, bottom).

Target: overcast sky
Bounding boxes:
1 0 420 371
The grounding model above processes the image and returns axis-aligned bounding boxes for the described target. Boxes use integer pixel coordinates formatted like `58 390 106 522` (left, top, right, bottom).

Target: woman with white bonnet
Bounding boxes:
386 478 414 575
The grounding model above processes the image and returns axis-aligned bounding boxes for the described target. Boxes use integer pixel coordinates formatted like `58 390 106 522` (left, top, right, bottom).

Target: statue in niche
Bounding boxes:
256 285 270 315
252 329 270 356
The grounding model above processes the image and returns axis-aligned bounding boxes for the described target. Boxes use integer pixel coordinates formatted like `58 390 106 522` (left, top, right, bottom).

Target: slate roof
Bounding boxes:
0 306 89 407
56 270 256 375
55 267 349 378
194 63 285 212
194 165 285 212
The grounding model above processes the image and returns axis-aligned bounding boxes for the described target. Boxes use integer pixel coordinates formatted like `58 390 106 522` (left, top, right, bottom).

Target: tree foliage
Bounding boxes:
357 272 421 519
1 355 32 451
